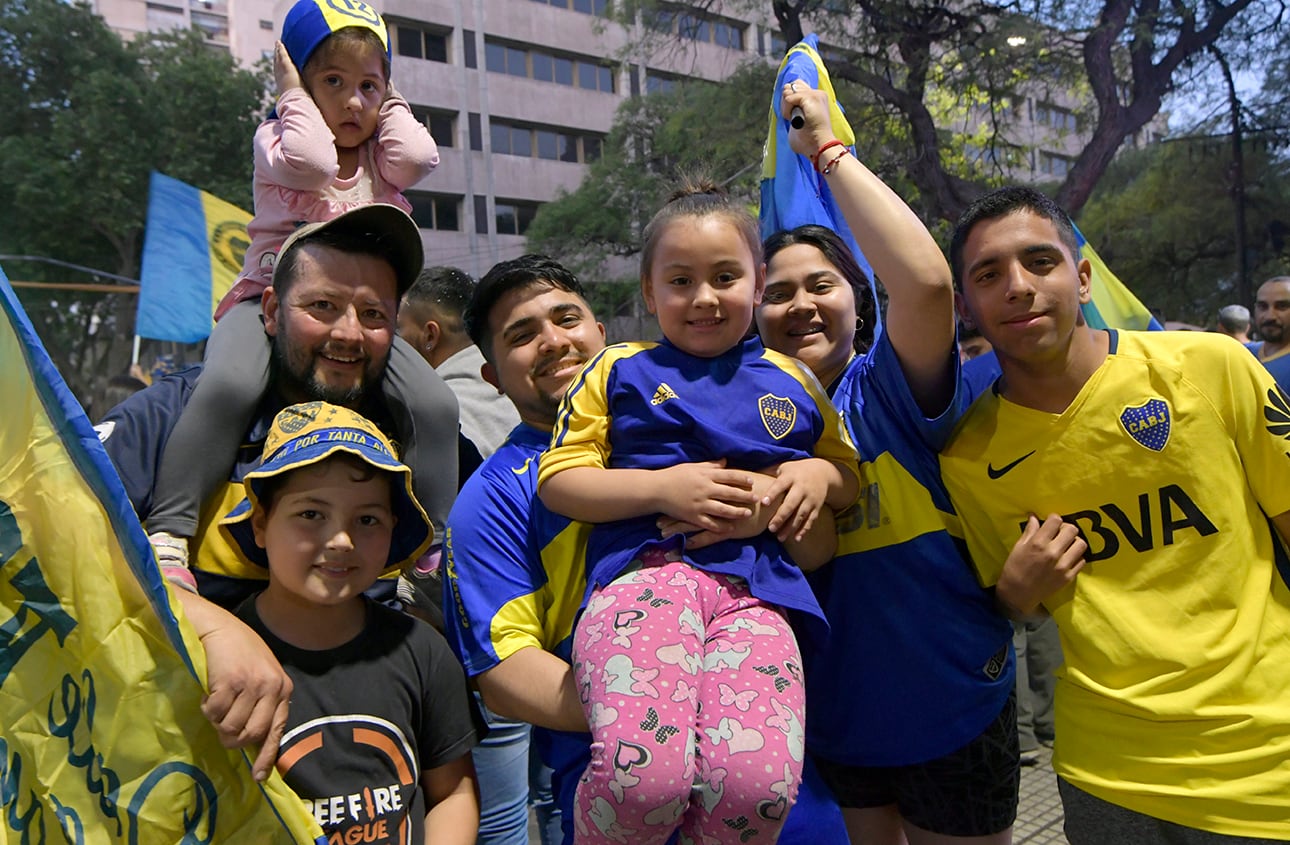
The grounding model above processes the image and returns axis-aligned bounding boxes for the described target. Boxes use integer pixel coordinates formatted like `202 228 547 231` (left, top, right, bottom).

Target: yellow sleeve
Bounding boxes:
1218 343 1290 519
537 346 618 488
769 349 861 488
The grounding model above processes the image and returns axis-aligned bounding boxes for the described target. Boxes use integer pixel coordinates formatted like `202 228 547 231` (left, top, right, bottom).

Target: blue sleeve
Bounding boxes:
840 333 963 454
961 351 1001 408
95 368 199 518
442 453 548 676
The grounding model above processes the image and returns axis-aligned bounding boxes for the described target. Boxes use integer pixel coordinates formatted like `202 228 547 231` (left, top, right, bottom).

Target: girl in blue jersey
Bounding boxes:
536 182 860 844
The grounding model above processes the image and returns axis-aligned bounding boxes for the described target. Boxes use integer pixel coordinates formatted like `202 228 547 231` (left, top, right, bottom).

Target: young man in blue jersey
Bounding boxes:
941 186 1290 843
440 255 849 845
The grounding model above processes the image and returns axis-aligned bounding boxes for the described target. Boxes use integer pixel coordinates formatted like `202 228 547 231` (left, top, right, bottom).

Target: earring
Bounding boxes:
856 316 865 331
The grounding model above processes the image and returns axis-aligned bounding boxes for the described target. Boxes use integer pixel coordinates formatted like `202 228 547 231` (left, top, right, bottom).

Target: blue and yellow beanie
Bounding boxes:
281 0 391 71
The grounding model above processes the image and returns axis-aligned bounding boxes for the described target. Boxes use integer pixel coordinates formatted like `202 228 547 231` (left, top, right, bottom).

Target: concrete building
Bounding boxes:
91 1 1160 279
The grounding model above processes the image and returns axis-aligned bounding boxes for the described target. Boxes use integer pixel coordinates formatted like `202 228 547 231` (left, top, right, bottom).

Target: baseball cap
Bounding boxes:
273 203 425 298
221 401 432 572
281 0 391 71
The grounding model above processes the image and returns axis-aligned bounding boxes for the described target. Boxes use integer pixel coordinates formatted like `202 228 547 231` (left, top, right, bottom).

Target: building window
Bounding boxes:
474 195 489 235
394 24 449 63
1038 151 1074 178
646 7 744 50
489 118 604 164
645 71 680 95
761 30 788 58
469 113 483 151
259 19 273 30
965 143 1004 167
484 40 615 92
495 200 540 236
531 0 608 14
463 30 477 68
412 107 455 148
146 5 185 30
406 192 460 231
192 12 229 43
1034 102 1077 133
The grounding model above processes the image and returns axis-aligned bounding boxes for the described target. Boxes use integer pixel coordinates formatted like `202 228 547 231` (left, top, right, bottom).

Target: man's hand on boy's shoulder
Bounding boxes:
180 590 293 781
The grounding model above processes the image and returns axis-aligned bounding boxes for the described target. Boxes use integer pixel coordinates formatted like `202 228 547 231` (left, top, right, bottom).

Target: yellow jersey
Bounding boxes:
940 329 1290 837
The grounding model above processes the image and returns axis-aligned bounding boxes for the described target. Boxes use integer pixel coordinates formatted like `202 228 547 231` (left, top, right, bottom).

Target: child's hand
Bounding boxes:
274 41 303 97
384 79 402 105
996 515 1087 617
655 460 759 532
656 471 787 549
761 458 833 543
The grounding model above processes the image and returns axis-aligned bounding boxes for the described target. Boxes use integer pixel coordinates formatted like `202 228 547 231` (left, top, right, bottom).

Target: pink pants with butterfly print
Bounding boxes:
572 556 806 845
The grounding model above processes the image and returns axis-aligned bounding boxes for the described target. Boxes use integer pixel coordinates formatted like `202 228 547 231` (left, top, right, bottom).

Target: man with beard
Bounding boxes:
443 255 848 845
97 205 457 782
99 204 457 609
1247 276 1290 392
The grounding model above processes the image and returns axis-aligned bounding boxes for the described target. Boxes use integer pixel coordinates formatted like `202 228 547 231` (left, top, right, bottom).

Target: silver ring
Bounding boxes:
790 81 798 93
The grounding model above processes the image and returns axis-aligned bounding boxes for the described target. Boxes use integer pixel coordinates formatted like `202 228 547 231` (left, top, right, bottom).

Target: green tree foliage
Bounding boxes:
1077 138 1290 324
525 59 907 286
526 62 776 281
0 0 268 411
607 0 1282 223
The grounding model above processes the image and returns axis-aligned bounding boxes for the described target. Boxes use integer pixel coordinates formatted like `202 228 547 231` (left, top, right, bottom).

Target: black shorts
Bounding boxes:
812 694 1020 836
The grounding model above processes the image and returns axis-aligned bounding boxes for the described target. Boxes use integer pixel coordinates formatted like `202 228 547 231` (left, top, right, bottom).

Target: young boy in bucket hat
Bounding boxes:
221 401 478 844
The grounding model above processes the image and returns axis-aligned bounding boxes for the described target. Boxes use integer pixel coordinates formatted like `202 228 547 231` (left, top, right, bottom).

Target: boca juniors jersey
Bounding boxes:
940 329 1290 837
539 336 858 622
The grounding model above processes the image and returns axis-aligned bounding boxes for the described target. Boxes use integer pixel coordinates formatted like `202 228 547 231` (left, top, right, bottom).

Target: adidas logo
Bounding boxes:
651 383 678 405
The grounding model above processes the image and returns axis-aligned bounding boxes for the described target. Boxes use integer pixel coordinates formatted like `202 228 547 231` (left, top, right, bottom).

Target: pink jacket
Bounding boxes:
216 87 438 318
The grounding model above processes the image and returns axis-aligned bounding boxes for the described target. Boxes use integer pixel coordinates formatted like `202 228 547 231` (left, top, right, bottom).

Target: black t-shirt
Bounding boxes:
238 596 478 843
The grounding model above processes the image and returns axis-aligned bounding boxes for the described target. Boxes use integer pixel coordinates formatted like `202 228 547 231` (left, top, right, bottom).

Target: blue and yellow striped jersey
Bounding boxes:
443 423 588 675
539 336 858 623
1246 339 1290 394
805 333 1014 766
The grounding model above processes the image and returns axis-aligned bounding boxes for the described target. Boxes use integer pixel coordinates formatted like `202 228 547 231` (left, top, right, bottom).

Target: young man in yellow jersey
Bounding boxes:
940 186 1290 844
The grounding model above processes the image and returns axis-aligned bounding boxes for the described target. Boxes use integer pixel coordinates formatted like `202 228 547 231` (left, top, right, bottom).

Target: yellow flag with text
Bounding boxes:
0 266 323 843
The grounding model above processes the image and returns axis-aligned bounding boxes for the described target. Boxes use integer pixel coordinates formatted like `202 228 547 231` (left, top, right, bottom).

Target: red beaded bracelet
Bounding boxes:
810 140 846 171
821 147 851 176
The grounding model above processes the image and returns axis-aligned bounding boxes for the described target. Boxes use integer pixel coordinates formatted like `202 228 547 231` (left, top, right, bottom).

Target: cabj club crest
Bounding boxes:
758 394 796 440
1119 398 1170 452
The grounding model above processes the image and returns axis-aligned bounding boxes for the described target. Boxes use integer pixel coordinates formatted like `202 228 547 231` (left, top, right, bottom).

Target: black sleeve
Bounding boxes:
417 621 481 769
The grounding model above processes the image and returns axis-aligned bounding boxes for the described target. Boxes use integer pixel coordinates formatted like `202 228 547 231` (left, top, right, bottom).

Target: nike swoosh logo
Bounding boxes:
511 457 533 475
987 450 1036 480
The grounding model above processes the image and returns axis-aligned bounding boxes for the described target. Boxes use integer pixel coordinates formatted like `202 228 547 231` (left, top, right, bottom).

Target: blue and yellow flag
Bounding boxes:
0 265 323 843
760 35 879 331
136 171 251 343
1074 222 1163 331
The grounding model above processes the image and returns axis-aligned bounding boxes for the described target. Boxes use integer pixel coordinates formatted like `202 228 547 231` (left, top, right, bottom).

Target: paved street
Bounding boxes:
528 745 1072 843
1017 746 1070 844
